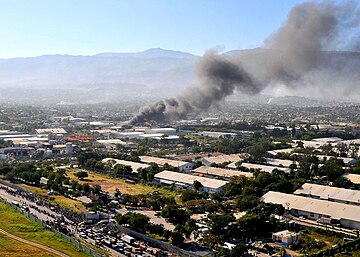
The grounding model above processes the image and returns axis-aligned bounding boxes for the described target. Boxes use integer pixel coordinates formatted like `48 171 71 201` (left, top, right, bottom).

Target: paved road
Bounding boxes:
118 208 175 231
0 228 70 257
289 215 358 237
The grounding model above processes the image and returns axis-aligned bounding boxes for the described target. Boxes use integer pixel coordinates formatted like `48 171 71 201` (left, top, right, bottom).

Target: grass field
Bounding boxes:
0 202 91 257
18 184 86 213
66 169 177 197
0 233 56 257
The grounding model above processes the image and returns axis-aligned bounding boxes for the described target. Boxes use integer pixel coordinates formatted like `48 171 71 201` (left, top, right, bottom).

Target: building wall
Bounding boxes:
340 219 360 230
179 163 194 172
152 178 223 194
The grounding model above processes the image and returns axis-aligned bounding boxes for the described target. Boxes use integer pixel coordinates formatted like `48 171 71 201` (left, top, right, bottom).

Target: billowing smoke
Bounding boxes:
130 1 360 124
130 51 260 124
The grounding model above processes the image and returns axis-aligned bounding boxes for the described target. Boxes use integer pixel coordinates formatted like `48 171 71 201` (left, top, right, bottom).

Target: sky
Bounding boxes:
0 0 326 58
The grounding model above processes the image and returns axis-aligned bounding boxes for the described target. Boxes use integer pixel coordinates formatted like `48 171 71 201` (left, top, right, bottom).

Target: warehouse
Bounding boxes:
153 170 228 193
140 156 193 172
145 128 176 135
343 173 360 184
193 166 253 179
102 158 151 173
240 163 289 173
294 183 360 205
202 153 247 166
266 158 297 168
262 191 360 229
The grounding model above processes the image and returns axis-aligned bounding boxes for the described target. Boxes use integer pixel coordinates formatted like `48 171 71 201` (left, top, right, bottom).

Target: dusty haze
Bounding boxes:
131 0 360 124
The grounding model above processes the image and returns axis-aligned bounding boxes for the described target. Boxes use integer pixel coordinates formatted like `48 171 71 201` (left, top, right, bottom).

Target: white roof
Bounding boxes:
273 230 298 237
102 158 151 173
154 170 228 189
263 191 360 222
241 163 288 173
267 158 297 167
35 128 67 134
193 166 253 178
294 183 360 204
341 139 360 145
146 128 176 132
140 156 192 168
315 155 356 164
267 148 295 156
343 173 360 184
312 137 343 143
202 154 246 164
97 139 126 145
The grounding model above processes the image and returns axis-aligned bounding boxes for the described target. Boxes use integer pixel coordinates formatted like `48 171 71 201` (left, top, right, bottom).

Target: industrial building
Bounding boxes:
294 183 360 205
262 191 360 229
197 131 238 139
193 166 253 179
102 158 151 173
140 156 193 172
266 158 297 168
144 128 177 135
343 173 360 184
153 170 228 193
202 153 247 166
240 163 289 173
35 128 67 134
272 230 300 246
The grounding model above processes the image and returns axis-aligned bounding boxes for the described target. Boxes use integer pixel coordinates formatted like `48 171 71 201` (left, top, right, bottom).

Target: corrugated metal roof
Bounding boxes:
294 183 360 204
263 191 360 222
193 166 253 178
154 170 228 189
140 156 191 168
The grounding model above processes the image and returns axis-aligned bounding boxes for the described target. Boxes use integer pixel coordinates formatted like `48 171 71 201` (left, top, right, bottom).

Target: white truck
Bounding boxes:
121 235 135 245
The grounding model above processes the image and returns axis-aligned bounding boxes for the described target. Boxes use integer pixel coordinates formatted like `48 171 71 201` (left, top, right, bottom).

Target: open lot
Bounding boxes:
18 184 86 213
0 202 91 257
66 169 176 197
0 233 56 257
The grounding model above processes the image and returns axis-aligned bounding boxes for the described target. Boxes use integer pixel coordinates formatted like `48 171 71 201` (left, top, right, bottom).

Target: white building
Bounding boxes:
202 154 247 166
193 166 253 179
197 131 238 139
140 156 193 172
343 173 360 184
145 128 176 135
266 158 298 168
35 128 67 134
294 183 360 206
102 158 151 173
153 170 228 193
263 191 360 229
272 230 300 246
241 163 289 173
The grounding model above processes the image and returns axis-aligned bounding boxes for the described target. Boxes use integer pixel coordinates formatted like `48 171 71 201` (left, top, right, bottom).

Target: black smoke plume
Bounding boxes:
130 1 360 124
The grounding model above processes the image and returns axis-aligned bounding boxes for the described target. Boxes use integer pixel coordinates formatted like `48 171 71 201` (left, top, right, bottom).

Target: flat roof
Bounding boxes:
97 139 127 145
140 156 192 168
102 158 151 173
312 137 343 143
267 158 297 167
35 128 67 134
193 166 253 178
343 173 360 184
154 170 228 189
294 183 360 204
202 154 246 164
267 148 295 156
241 163 288 173
263 191 360 222
273 230 299 237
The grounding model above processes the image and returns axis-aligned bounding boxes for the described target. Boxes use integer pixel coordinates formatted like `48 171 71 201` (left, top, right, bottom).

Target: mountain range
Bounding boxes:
0 48 359 105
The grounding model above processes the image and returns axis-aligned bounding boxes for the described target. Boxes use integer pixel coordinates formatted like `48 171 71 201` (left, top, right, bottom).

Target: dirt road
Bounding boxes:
0 228 70 257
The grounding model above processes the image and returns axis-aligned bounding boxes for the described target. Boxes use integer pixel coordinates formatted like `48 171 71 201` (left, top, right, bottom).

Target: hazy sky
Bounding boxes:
0 0 328 58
